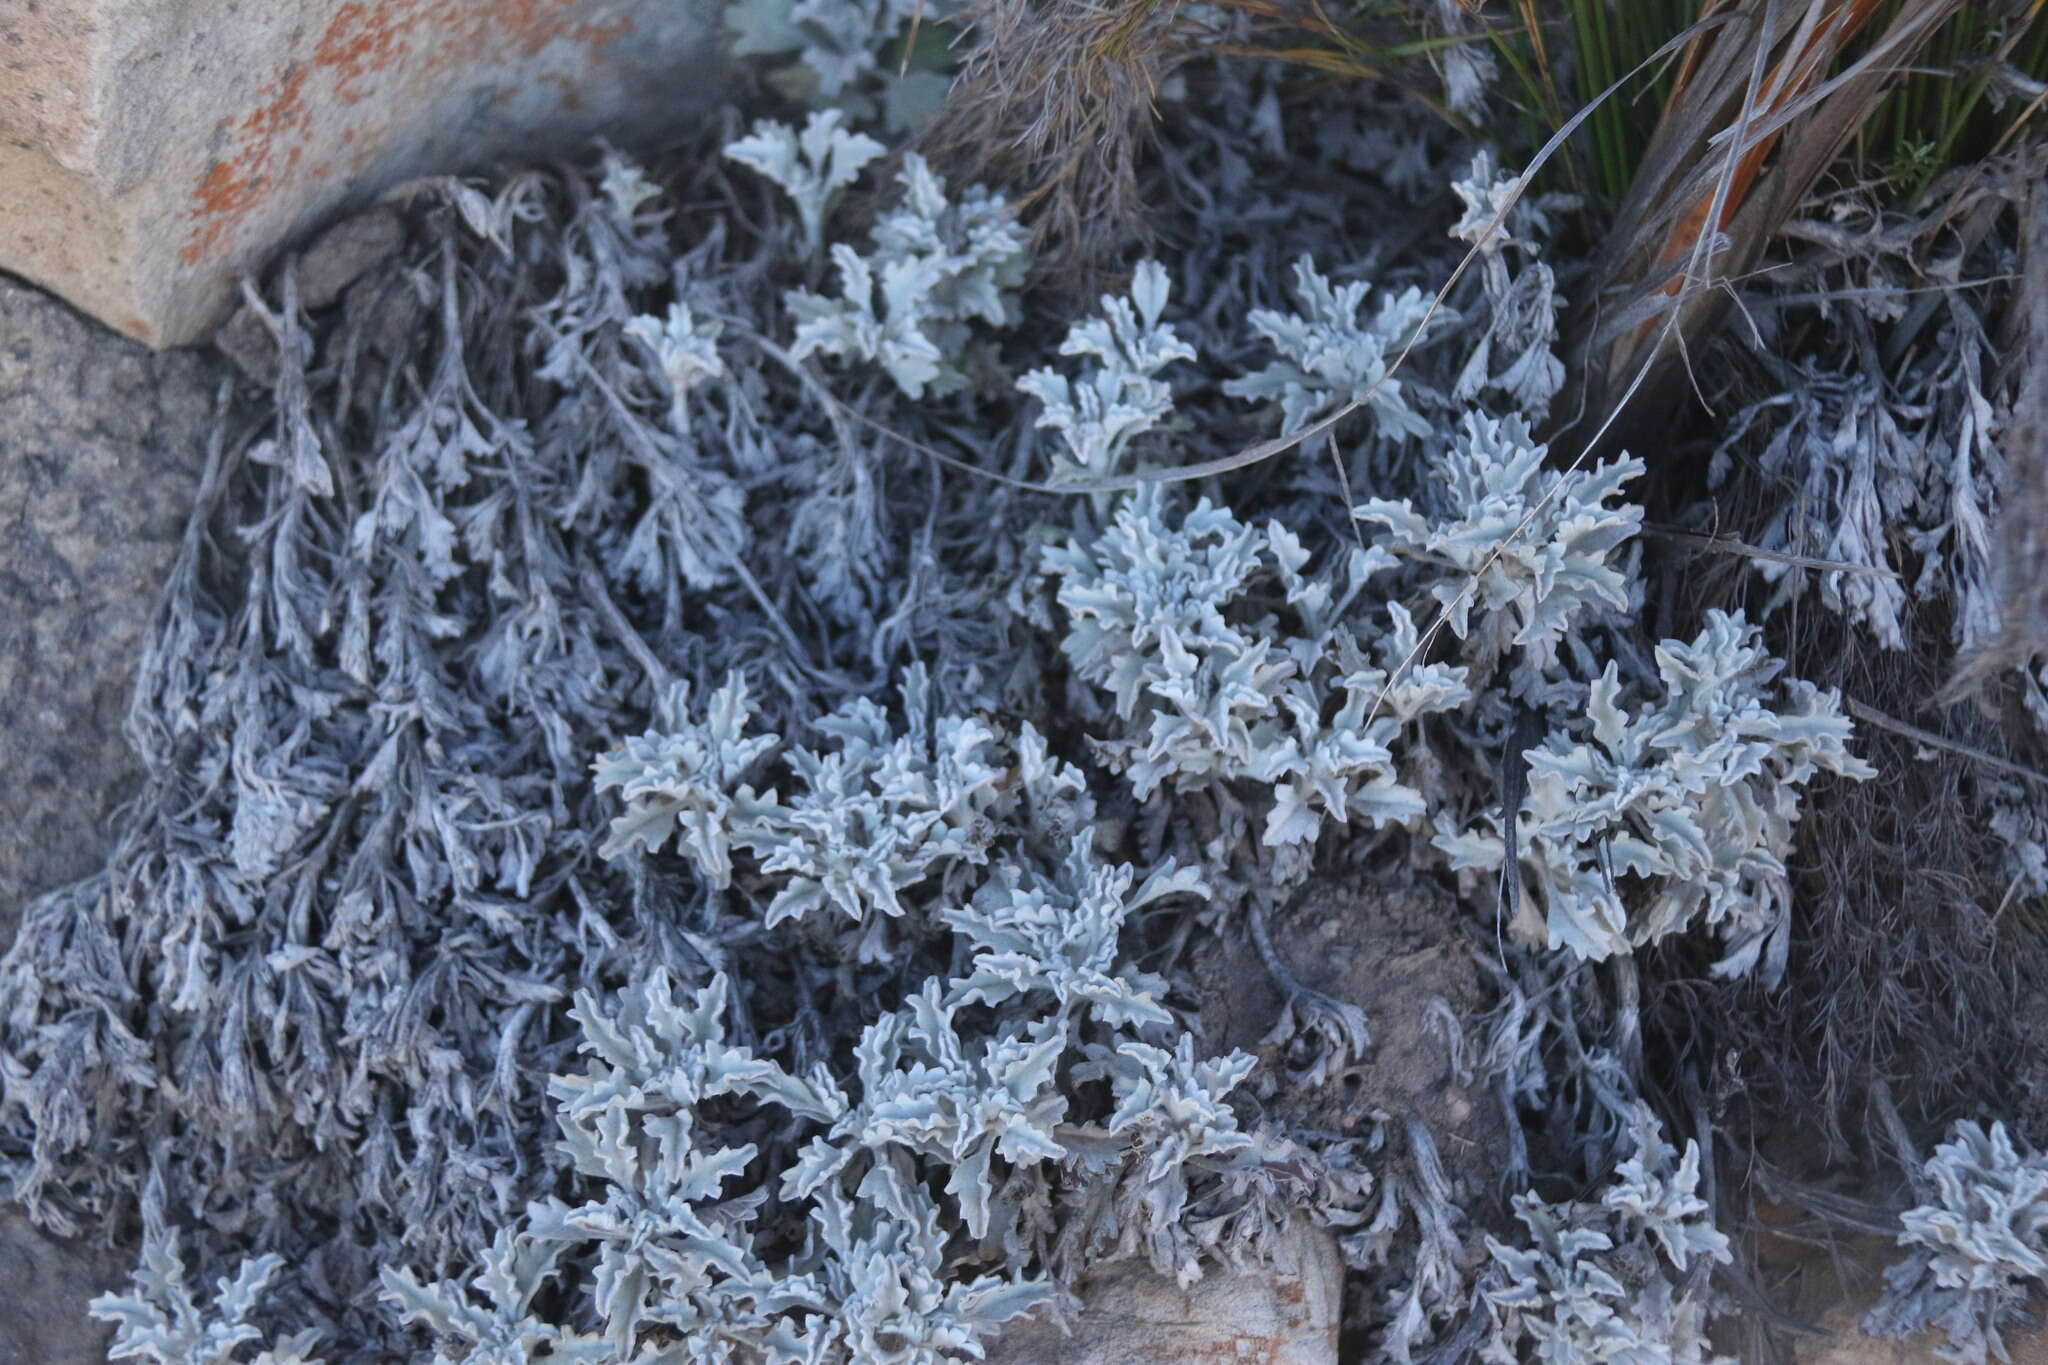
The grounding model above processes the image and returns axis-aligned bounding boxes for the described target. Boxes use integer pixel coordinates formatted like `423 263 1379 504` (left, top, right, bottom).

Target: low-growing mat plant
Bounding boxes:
3 3 2046 1363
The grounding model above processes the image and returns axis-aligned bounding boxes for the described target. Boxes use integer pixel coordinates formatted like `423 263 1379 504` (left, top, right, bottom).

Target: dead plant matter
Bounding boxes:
919 0 1206 284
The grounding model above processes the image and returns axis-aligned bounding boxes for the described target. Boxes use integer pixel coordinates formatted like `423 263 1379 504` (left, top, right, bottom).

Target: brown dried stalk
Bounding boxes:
917 0 1205 285
1563 0 1964 444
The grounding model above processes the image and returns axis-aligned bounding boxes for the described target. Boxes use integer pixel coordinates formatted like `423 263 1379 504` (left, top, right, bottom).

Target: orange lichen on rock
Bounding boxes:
177 0 639 268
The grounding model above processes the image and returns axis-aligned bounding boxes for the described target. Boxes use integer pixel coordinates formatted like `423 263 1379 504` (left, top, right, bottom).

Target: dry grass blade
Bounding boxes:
1643 523 1902 578
1843 696 2048 789
1565 0 1964 442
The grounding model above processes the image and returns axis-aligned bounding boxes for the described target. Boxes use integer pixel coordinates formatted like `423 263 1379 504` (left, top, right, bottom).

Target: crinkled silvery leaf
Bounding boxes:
551 970 844 1166
1246 620 1472 848
749 664 1008 939
812 981 1070 1240
1082 1033 1259 1234
725 111 885 258
598 150 663 220
790 243 952 396
1045 487 1459 848
1602 1105 1730 1274
1449 149 1531 258
92 1180 324 1365
387 971 839 1364
623 302 726 427
1485 1112 1731 1365
796 1161 1051 1365
730 0 972 102
592 674 781 878
380 1230 609 1365
787 0 893 95
1437 611 1874 981
1044 486 1266 721
598 663 1084 965
532 970 841 1357
869 155 1025 331
1447 153 1568 417
1422 0 1497 116
786 155 1027 398
1710 366 1921 650
726 0 804 57
1355 411 1643 683
1224 255 1449 442
1991 792 2048 900
1867 1120 2048 1365
1016 259 1196 483
944 834 1205 1030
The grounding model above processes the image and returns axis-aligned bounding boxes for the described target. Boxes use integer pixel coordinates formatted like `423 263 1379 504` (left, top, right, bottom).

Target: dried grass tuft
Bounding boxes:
918 0 1205 284
1560 0 1966 446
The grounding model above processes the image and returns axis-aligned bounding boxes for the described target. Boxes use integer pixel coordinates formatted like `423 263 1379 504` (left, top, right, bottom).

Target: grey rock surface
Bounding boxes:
0 273 220 946
0 1206 127 1365
0 0 724 346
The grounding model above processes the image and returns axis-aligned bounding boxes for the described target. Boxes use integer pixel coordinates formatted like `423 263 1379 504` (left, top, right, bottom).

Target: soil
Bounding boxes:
1193 876 1513 1215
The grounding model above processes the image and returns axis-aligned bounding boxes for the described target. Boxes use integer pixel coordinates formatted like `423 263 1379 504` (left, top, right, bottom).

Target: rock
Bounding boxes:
213 205 408 383
0 0 723 347
0 1206 127 1365
986 1215 1344 1365
0 273 222 945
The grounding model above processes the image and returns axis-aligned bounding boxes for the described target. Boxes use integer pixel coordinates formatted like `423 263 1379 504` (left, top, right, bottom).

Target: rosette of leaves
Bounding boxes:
1483 1108 1730 1365
1866 1120 2048 1365
1016 258 1195 485
725 0 968 129
380 971 838 1360
755 666 1012 934
92 1181 325 1365
593 674 782 879
788 980 1072 1243
385 815 1262 1360
1436 611 1874 980
1077 1034 1260 1247
596 665 1081 961
794 1162 1053 1365
784 153 1029 398
724 110 884 259
1043 486 1468 857
1445 151 1569 419
943 835 1204 1031
622 301 727 428
383 968 1046 1364
1354 411 1643 685
1224 254 1448 443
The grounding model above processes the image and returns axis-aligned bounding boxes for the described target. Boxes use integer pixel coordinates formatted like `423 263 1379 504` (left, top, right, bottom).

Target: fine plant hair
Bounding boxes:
0 20 1942 1364
0 130 1049 1355
1660 154 2048 1159
1483 1106 1732 1365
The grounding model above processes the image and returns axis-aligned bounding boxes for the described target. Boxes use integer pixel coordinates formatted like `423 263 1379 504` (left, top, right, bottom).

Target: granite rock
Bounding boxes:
0 0 723 346
0 273 220 945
